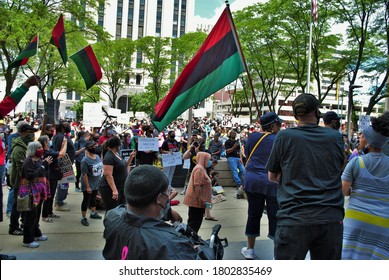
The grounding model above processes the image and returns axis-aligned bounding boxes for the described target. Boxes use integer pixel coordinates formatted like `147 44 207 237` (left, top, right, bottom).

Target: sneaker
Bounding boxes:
75 187 82 193
90 212 102 219
9 228 23 236
23 241 39 248
81 217 89 226
35 235 48 241
55 205 70 212
241 247 255 260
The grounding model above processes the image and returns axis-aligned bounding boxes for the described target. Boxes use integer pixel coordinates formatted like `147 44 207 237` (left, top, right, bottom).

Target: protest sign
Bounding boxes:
58 154 76 184
138 137 159 152
162 152 182 167
183 158 190 169
121 149 136 166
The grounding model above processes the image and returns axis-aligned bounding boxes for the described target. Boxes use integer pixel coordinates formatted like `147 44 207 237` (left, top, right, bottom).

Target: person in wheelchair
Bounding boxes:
102 165 215 260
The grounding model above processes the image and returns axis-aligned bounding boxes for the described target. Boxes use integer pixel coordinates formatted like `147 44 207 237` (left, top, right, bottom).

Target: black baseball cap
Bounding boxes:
322 111 341 123
293 93 320 116
19 124 38 133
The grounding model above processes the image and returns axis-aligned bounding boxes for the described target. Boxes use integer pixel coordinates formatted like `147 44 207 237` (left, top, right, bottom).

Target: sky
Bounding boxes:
193 0 266 28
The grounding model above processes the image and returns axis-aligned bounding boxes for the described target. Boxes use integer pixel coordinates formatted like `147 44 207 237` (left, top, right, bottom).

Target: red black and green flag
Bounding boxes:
8 36 38 69
51 14 68 65
70 45 102 90
152 6 246 131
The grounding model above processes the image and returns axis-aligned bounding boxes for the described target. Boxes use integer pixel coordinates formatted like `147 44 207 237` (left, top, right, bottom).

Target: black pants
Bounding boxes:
187 206 205 234
81 190 98 212
75 161 82 189
274 222 343 260
98 185 125 212
42 178 58 218
23 201 43 244
9 187 23 230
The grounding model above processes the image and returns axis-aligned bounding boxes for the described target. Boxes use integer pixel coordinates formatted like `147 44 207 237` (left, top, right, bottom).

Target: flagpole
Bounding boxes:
306 2 313 94
225 1 260 118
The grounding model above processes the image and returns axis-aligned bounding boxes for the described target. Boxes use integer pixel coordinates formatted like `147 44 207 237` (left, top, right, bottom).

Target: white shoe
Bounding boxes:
241 247 255 260
35 235 48 241
23 241 40 248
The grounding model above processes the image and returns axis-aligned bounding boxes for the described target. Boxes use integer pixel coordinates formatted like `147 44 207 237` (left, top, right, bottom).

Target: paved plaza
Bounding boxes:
0 184 274 260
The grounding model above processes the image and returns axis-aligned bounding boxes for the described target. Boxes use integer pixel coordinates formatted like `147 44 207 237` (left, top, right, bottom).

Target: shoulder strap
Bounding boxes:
245 132 271 168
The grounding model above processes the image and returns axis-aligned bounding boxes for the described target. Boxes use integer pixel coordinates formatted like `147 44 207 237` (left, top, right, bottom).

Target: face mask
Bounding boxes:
160 200 171 221
64 126 71 133
23 134 35 143
126 138 131 144
170 134 175 139
88 148 96 154
35 148 44 158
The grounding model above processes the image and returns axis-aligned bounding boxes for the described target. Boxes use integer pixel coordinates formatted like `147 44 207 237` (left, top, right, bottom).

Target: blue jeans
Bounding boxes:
227 157 245 187
6 188 14 214
245 192 278 239
163 165 176 188
56 183 69 205
274 223 343 260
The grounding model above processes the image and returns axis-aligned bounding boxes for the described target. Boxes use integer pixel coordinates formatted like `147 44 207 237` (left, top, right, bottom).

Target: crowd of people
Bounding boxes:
1 77 389 260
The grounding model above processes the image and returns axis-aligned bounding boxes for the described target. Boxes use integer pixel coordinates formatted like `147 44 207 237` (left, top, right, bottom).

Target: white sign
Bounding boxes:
359 115 371 132
83 103 103 128
117 113 129 124
193 108 207 117
138 137 159 152
108 108 121 117
183 158 190 169
161 152 182 167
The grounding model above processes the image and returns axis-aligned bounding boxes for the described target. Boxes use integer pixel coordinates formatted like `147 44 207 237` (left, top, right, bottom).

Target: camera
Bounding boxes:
193 141 199 147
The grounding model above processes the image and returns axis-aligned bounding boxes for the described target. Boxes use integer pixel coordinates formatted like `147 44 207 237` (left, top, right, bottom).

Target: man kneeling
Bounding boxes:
102 165 200 260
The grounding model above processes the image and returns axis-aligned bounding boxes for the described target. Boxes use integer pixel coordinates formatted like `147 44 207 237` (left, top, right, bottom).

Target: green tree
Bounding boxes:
94 38 136 108
136 36 172 103
0 0 108 110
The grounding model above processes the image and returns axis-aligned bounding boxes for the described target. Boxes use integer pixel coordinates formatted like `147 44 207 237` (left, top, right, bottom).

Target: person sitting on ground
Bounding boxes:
103 165 201 260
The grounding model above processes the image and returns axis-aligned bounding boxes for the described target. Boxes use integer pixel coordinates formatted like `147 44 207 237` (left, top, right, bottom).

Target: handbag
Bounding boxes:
17 192 32 212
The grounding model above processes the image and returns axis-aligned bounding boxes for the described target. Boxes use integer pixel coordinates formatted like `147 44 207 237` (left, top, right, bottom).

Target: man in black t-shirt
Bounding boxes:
224 130 245 191
266 93 345 260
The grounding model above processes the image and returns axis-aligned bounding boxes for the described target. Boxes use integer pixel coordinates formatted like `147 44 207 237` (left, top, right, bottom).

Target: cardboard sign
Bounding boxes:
83 103 103 128
359 115 371 132
120 149 136 166
58 154 76 184
161 152 182 167
138 137 159 152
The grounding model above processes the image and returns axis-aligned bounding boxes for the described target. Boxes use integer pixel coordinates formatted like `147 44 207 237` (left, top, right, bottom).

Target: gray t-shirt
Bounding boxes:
266 125 345 225
81 155 103 191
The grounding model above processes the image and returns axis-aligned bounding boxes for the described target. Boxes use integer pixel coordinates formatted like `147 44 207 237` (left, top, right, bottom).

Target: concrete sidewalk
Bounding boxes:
0 184 274 260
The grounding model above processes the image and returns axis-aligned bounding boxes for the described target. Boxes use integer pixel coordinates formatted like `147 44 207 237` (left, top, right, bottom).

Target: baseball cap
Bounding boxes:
260 112 283 126
322 111 341 123
85 141 96 149
19 124 38 133
293 93 320 116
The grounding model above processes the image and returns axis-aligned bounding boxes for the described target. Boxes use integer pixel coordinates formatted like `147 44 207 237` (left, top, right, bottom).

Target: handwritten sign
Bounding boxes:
120 149 136 166
138 137 159 152
182 158 190 169
83 103 103 128
58 154 76 184
359 115 371 132
161 152 182 167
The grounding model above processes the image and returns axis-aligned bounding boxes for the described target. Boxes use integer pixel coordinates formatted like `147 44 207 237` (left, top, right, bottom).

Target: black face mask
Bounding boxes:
64 126 71 133
93 137 99 142
88 148 96 154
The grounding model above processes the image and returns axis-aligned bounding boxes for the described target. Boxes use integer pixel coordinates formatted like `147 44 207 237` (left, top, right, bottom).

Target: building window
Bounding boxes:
136 50 142 66
136 74 142 85
138 0 145 39
116 0 123 39
98 3 104 27
75 93 81 101
66 90 73 100
180 0 187 36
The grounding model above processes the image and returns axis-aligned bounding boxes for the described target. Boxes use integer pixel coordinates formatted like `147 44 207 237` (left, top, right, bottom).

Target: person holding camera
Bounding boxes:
102 165 199 260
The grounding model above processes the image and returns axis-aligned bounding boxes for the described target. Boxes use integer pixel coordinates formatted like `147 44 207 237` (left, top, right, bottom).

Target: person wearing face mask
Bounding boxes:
9 124 38 236
267 93 345 260
74 131 89 192
323 111 341 131
80 141 103 226
102 165 201 260
137 125 157 165
52 121 75 211
160 130 180 198
19 141 53 248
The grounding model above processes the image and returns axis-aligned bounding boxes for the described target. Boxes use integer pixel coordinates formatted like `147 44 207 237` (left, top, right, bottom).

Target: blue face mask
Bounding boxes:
207 160 212 168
